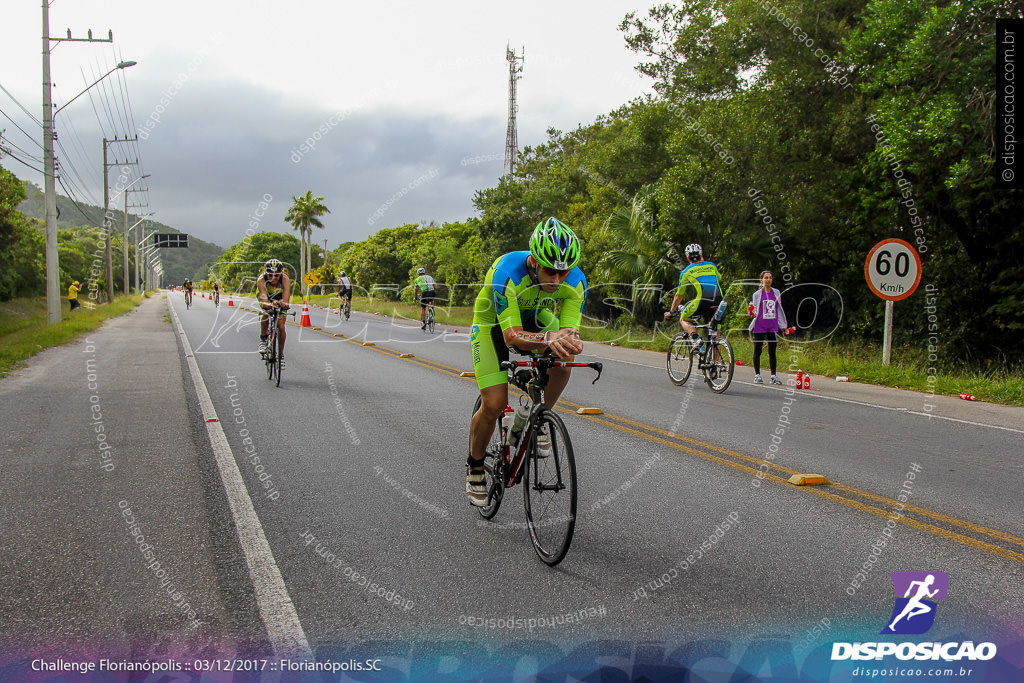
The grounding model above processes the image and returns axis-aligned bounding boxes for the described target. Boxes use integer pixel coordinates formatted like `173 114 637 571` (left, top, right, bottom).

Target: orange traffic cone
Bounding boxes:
228 296 234 306
300 303 312 327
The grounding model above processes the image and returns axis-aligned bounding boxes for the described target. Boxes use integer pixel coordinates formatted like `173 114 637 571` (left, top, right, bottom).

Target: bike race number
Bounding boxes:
864 238 921 302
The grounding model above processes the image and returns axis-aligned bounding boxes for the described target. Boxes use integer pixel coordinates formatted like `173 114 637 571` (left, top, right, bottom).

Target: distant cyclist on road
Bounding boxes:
212 279 221 305
466 217 586 506
413 267 436 330
182 279 193 307
256 259 292 367
664 243 724 342
337 270 353 310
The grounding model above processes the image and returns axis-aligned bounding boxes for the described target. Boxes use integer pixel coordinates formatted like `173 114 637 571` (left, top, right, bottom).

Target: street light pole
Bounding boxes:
42 9 135 320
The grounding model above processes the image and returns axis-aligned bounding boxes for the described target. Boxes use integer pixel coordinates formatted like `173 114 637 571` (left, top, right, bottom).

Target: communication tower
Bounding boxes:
504 44 524 176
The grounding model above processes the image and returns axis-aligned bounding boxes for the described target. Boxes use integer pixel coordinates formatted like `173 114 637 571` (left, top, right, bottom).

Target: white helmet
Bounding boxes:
685 243 703 262
417 267 426 275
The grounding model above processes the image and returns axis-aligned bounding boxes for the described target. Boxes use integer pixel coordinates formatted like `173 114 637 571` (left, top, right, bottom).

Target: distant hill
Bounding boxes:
18 180 224 285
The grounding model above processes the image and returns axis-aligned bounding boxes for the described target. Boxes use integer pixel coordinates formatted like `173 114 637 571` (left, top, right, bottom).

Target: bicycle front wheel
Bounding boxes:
275 337 284 387
472 395 504 519
667 334 694 385
704 337 735 393
266 332 276 381
523 408 577 566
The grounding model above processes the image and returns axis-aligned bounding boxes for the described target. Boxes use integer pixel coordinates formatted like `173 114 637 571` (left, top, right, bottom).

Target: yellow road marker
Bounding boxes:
788 473 831 486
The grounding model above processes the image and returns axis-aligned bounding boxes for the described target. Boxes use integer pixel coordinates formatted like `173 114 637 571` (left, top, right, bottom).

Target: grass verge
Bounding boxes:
0 295 145 377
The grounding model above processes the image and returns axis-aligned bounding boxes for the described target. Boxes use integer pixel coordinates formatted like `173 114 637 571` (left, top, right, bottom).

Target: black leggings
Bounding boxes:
751 331 778 374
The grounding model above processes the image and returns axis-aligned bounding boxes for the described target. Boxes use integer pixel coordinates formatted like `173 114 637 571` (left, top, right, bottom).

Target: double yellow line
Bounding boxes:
297 312 1024 566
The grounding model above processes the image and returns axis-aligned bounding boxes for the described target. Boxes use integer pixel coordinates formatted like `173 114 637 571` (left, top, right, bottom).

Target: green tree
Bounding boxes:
211 232 301 295
845 0 1024 359
284 191 330 296
598 185 681 316
339 224 420 300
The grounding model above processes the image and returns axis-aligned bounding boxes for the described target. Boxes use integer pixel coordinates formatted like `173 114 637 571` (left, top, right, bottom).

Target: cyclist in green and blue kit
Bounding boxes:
466 217 586 505
664 243 724 342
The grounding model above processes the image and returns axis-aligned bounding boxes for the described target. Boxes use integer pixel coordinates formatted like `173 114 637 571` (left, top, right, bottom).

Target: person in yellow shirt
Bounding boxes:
68 281 81 311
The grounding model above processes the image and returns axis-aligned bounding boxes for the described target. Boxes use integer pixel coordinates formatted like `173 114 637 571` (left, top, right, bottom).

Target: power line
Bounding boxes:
57 175 105 229
55 136 101 206
0 133 43 164
0 82 43 128
53 94 103 191
0 106 44 151
0 146 44 174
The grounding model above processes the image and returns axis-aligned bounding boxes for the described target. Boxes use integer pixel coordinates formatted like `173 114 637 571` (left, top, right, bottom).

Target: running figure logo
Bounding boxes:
881 571 949 635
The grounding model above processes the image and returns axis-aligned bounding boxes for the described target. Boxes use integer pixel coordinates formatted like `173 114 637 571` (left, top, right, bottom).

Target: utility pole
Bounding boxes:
123 177 148 294
124 192 148 294
504 44 524 177
42 2 59 322
42 7 115 323
102 136 137 301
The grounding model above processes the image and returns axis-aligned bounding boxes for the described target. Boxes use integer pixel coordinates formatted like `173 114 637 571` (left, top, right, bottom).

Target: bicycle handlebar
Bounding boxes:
500 358 604 384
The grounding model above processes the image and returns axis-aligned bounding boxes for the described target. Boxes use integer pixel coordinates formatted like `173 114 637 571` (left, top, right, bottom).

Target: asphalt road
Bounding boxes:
1 291 1022 679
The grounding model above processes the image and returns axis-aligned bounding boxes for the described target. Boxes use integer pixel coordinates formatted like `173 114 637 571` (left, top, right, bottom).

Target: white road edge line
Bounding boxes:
580 354 1024 434
169 299 313 659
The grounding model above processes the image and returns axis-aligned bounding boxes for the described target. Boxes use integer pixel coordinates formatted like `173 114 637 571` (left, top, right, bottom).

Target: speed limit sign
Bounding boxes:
865 238 921 301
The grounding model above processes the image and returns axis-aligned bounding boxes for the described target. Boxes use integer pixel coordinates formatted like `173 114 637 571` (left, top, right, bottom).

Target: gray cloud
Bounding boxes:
131 56 507 248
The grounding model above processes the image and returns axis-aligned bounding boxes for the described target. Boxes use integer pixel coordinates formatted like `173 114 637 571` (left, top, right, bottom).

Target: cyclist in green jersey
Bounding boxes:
466 218 587 505
413 267 436 330
664 243 725 341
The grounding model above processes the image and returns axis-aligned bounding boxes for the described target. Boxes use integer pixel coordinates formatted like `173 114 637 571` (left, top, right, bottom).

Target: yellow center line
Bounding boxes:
291 315 1024 565
559 409 1024 566
557 398 804 476
829 482 1024 549
556 397 1024 551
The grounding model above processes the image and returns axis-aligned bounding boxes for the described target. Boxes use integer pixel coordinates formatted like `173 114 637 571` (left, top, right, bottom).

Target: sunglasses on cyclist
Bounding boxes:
541 266 570 277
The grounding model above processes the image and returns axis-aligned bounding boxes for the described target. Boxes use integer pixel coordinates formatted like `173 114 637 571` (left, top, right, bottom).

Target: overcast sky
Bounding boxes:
1 1 654 249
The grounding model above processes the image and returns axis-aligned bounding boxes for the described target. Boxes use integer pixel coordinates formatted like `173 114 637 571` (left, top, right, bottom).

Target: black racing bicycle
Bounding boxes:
665 313 735 393
472 354 602 566
261 304 294 387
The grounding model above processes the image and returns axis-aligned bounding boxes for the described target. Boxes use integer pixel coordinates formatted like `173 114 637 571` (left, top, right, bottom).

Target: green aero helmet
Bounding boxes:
529 217 581 270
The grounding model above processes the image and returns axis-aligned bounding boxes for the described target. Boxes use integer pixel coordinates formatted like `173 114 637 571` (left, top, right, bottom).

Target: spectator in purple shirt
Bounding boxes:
748 271 790 385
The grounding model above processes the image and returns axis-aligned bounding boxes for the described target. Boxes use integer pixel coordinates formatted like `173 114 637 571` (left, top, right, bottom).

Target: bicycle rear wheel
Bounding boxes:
704 337 735 393
427 307 435 333
667 334 694 385
523 408 577 566
472 395 504 519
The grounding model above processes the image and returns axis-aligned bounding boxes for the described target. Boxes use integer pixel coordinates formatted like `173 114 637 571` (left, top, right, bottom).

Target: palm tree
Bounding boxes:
284 191 331 297
599 184 682 312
